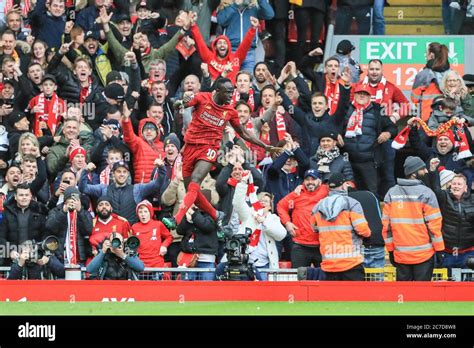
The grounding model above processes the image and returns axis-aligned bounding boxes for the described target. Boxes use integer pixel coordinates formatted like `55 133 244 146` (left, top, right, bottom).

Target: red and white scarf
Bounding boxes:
247 173 263 247
324 76 340 116
453 124 473 160
362 76 387 104
231 89 255 111
66 210 78 265
79 77 93 104
5 0 31 19
391 126 411 150
227 173 263 247
99 166 111 185
29 92 63 136
345 101 371 138
259 106 286 141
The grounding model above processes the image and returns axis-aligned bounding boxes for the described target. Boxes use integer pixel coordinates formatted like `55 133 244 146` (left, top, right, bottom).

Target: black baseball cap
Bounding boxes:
319 131 338 141
112 161 129 172
336 40 355 55
328 173 346 189
104 83 125 101
41 74 57 84
7 110 27 128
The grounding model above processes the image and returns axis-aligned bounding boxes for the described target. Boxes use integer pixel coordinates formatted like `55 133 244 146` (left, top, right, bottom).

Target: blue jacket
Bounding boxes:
264 148 309 206
28 0 66 49
309 153 354 183
342 103 397 165
216 1 274 49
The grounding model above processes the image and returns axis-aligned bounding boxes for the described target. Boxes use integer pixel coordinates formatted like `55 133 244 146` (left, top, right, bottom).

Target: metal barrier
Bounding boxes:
364 267 449 281
451 268 474 282
0 266 453 281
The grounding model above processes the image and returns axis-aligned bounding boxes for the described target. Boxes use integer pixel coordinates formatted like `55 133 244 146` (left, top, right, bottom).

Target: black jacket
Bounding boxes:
47 51 103 113
0 200 48 264
309 153 354 182
265 148 309 206
177 210 219 255
348 190 384 247
280 81 350 156
342 103 397 166
430 170 474 250
7 253 65 279
45 205 93 263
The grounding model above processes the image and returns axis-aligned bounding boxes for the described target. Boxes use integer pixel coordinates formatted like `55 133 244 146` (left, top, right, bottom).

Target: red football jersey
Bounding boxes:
185 92 241 147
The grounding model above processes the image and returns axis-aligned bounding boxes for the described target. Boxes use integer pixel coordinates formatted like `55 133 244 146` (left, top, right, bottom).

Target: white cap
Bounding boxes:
440 169 456 187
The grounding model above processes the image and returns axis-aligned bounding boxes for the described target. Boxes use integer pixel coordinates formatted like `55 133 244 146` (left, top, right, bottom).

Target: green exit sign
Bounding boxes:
359 37 464 65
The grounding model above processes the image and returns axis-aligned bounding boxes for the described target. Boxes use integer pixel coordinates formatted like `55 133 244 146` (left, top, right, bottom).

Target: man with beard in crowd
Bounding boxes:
277 169 329 267
88 196 131 254
382 156 445 281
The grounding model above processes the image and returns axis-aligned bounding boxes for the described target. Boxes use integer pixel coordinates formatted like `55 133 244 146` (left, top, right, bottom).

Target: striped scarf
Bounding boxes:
66 210 78 265
228 173 264 247
345 101 370 138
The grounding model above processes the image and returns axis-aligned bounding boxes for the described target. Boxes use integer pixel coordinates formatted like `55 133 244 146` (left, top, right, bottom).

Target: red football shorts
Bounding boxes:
181 143 220 178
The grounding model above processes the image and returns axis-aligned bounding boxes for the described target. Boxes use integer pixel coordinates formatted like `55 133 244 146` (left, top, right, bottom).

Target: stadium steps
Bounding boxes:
385 2 444 35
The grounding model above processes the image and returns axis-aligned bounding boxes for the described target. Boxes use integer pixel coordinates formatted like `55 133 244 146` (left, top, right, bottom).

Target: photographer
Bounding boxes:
86 232 144 280
177 204 218 281
45 187 93 265
8 239 65 280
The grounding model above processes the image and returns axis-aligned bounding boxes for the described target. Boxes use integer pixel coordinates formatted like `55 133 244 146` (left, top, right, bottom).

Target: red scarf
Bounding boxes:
454 124 472 159
259 106 286 141
345 101 371 138
99 166 111 185
5 0 31 19
391 126 411 150
324 76 340 116
79 77 93 104
231 89 255 111
66 210 78 265
227 174 263 247
29 93 63 136
362 76 387 104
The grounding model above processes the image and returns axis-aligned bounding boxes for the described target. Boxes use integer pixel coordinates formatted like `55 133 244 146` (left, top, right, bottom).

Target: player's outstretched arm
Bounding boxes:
234 124 282 155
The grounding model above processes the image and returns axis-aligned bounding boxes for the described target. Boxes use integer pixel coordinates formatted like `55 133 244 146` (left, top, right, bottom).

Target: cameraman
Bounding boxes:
215 171 286 281
8 240 65 280
86 232 144 280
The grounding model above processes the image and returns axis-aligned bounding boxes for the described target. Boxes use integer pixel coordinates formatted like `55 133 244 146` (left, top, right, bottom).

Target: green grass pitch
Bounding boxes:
0 302 473 315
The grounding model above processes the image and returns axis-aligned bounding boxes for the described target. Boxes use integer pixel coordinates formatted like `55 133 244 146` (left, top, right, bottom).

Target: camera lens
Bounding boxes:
111 238 122 248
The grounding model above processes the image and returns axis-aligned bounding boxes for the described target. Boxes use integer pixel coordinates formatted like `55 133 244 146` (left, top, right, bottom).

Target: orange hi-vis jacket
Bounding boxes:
382 178 445 264
311 191 371 273
411 67 449 121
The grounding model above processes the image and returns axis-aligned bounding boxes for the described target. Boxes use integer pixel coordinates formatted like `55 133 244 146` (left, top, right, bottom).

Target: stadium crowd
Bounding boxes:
0 0 473 281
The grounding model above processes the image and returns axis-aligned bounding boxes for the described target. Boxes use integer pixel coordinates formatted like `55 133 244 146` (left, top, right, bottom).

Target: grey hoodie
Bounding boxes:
313 190 352 222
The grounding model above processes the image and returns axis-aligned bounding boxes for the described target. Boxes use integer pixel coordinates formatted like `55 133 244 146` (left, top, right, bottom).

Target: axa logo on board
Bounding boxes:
18 322 56 341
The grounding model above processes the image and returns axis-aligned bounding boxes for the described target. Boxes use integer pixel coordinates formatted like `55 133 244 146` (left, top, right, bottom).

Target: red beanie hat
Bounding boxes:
437 129 455 145
136 200 154 217
69 146 86 162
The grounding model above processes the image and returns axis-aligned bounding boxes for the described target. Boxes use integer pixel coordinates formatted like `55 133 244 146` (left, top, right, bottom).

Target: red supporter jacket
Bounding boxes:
277 184 329 246
191 24 256 84
131 220 172 267
122 117 165 183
